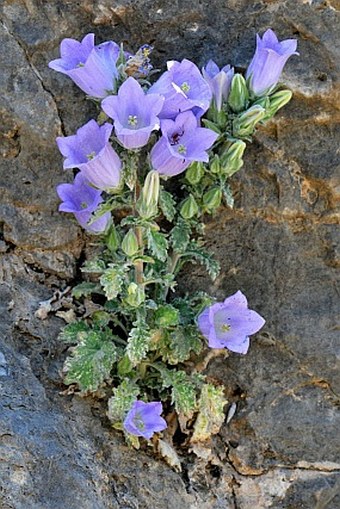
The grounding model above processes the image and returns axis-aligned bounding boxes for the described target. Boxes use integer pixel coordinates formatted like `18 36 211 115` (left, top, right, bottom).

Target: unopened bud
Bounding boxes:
186 162 205 185
228 74 249 113
203 187 222 211
125 282 145 307
138 170 160 219
233 105 266 138
210 155 221 174
106 225 121 252
121 229 139 256
180 194 199 219
265 89 292 120
220 140 246 177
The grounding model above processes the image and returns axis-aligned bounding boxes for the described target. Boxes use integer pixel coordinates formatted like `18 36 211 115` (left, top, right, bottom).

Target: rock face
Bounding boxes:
0 1 339 507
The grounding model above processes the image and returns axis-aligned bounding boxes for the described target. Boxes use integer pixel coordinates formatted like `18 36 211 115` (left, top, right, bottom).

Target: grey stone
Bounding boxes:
0 0 339 507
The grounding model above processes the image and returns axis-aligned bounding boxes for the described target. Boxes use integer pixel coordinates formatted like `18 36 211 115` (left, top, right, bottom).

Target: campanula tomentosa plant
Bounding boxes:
49 30 297 452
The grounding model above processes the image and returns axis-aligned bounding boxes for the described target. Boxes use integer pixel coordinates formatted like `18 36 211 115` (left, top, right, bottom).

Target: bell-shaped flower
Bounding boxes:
123 401 167 439
151 111 218 177
148 59 212 119
202 60 234 111
49 35 120 98
49 33 95 74
246 29 298 97
57 173 110 233
101 77 164 149
197 290 265 354
56 119 122 191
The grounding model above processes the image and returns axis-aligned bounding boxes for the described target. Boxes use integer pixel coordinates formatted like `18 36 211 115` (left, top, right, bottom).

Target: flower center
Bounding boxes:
181 82 190 93
220 324 231 332
86 151 96 160
80 201 88 209
133 412 145 431
128 115 138 127
177 144 187 155
170 129 184 145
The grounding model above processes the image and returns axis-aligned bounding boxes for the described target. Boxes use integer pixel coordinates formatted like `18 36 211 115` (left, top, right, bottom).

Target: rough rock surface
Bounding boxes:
0 1 339 508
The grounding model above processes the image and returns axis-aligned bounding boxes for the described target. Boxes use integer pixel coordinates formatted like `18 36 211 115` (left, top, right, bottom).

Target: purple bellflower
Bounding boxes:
202 60 234 111
56 119 121 191
48 33 95 74
123 400 167 439
151 110 218 177
197 290 265 354
101 77 164 149
246 29 298 97
148 59 212 119
57 172 110 233
49 35 120 99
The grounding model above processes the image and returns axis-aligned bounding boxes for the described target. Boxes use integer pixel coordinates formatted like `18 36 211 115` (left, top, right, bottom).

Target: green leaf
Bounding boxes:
222 183 234 209
170 371 197 416
201 118 222 135
155 305 179 327
185 241 220 280
126 318 152 366
107 379 140 424
159 188 176 222
72 282 101 299
58 321 90 344
168 325 203 364
170 218 191 254
100 264 126 300
191 383 227 442
147 229 168 262
81 259 106 273
64 329 117 392
87 199 115 225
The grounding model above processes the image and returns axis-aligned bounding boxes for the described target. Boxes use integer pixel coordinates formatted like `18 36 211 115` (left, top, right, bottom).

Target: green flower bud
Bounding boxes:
125 282 145 307
233 105 266 138
202 187 222 211
220 140 246 177
186 162 205 184
137 170 160 218
106 225 121 252
210 155 221 174
265 89 293 120
228 74 249 113
121 229 139 256
180 194 199 219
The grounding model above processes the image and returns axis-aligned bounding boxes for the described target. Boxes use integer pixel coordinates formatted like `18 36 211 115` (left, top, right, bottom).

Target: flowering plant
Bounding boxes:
49 30 297 455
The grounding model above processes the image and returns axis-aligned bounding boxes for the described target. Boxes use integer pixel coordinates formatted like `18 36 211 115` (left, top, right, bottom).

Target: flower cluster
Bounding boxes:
50 30 297 444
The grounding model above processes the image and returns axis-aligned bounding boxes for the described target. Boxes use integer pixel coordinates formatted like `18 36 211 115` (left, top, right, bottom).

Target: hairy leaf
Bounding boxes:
58 321 90 344
81 259 106 273
126 318 152 366
168 325 203 364
72 282 101 299
185 241 220 280
100 264 126 300
64 329 117 392
222 183 234 208
147 229 168 262
191 383 227 442
170 218 191 253
159 189 176 222
107 379 140 425
170 371 197 416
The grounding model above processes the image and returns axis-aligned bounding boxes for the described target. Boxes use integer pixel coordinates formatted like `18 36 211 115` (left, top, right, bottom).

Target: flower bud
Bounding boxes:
233 105 266 138
106 225 121 252
228 74 249 113
137 170 160 219
220 140 246 177
210 155 221 174
186 162 205 185
125 282 145 307
203 187 222 211
180 194 199 219
122 229 139 256
265 89 292 120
